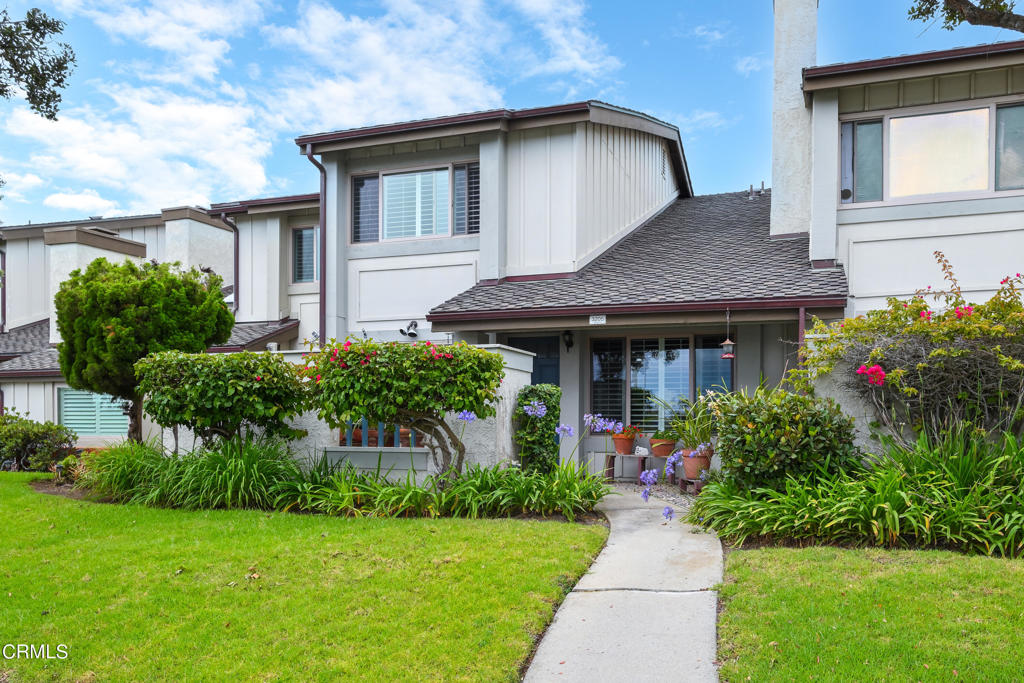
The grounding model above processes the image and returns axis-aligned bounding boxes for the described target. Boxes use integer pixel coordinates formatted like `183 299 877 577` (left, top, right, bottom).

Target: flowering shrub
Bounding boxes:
513 384 561 474
798 251 1024 436
712 385 859 491
304 338 504 475
136 351 309 443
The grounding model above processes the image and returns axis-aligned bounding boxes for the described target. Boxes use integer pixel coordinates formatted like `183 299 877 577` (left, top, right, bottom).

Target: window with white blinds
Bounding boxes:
382 168 449 239
629 338 689 432
352 175 380 243
453 162 480 235
590 338 625 422
292 227 318 282
58 388 129 436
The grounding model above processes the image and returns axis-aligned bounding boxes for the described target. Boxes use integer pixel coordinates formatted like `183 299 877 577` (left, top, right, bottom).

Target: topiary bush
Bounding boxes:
513 384 561 474
304 338 504 475
797 251 1024 437
136 351 309 443
713 386 860 491
0 411 76 471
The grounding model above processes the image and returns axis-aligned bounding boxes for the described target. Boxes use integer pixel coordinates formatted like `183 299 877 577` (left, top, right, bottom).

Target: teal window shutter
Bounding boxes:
59 389 129 436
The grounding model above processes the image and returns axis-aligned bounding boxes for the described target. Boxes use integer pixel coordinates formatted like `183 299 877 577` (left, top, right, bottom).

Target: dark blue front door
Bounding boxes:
510 336 560 386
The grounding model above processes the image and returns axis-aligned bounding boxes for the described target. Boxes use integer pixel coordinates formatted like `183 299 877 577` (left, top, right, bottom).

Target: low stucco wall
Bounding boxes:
812 363 878 453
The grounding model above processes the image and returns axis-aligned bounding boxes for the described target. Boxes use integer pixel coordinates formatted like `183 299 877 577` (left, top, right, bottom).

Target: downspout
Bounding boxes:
1 248 6 333
304 142 327 346
217 212 240 316
798 306 807 351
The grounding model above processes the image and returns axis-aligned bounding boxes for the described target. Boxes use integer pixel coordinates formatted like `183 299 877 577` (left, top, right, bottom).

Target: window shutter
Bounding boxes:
59 389 129 436
454 162 480 235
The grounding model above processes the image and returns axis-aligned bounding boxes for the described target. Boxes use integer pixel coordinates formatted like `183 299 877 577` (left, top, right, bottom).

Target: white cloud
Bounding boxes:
43 189 119 214
509 0 622 78
673 109 731 135
690 24 728 46
735 55 770 77
0 171 45 203
55 0 268 85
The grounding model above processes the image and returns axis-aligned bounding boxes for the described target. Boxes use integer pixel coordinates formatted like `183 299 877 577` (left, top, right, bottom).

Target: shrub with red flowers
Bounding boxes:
304 338 505 474
797 251 1024 437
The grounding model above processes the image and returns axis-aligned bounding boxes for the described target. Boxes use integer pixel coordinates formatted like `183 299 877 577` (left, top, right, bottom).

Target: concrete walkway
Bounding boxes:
524 489 723 682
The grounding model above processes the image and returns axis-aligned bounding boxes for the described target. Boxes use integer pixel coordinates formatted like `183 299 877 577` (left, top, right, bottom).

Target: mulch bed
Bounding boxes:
30 479 92 501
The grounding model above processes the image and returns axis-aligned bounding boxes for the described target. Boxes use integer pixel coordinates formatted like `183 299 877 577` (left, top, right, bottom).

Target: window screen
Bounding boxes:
352 175 380 243
453 162 480 235
840 120 883 203
629 337 689 432
59 389 128 436
293 227 316 282
382 168 449 239
997 104 1024 190
591 339 625 423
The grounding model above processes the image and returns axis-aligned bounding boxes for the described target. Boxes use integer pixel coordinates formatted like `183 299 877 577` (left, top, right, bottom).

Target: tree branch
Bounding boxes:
944 0 1024 32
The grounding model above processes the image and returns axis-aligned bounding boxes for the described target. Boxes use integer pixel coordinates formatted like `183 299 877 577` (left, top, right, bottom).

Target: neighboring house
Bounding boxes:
1 0 1020 468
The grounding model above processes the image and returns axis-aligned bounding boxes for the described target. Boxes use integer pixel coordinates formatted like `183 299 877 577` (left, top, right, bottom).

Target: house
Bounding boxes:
1 0 1020 470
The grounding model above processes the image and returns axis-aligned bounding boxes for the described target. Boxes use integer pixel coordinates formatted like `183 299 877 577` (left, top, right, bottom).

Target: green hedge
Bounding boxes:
714 387 859 490
513 384 562 474
0 411 76 471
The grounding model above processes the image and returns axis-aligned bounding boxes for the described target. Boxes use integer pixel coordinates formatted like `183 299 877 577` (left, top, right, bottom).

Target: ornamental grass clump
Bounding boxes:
797 251 1024 437
304 338 504 475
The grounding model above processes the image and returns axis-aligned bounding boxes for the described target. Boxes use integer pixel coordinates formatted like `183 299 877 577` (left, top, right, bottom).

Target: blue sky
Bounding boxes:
0 0 1017 225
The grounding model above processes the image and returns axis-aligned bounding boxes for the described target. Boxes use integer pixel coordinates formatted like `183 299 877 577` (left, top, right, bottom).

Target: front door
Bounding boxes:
510 336 560 386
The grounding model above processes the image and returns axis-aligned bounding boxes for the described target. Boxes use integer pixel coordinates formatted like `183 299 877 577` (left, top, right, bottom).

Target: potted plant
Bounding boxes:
611 424 642 455
681 442 713 480
648 428 678 458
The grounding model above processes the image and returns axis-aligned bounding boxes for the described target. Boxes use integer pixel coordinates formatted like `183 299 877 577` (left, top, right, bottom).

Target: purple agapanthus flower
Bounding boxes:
663 506 674 521
664 452 681 478
639 469 658 487
457 410 476 422
555 423 574 438
523 400 547 418
641 488 651 502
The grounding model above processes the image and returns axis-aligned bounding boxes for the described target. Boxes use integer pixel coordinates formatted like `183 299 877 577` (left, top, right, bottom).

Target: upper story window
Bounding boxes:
352 162 479 243
840 101 1024 204
292 226 319 283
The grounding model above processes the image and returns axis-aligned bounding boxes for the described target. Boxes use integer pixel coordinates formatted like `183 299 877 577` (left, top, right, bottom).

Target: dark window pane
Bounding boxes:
510 336 560 386
293 228 315 282
840 122 854 203
854 120 883 202
591 338 625 423
629 338 689 432
453 162 480 235
352 175 380 243
696 336 734 396
997 104 1024 190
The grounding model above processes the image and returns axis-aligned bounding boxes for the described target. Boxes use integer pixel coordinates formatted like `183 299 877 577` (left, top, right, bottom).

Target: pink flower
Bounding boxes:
859 364 886 386
1002 277 1010 285
255 376 262 381
856 365 868 375
315 374 322 382
342 340 352 351
920 310 932 321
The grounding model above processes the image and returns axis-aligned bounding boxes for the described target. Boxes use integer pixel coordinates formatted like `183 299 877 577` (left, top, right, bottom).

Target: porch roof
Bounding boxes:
428 191 848 324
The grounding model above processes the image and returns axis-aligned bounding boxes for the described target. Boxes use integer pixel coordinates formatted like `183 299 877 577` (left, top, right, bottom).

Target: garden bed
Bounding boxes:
0 473 607 681
717 546 1024 680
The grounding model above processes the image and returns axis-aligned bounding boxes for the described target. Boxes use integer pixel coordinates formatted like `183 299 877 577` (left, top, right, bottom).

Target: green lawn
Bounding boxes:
718 546 1024 681
0 473 607 682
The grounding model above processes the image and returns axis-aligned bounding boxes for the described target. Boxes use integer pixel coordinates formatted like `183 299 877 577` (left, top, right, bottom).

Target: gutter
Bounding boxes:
426 295 849 323
304 143 327 345
217 213 240 315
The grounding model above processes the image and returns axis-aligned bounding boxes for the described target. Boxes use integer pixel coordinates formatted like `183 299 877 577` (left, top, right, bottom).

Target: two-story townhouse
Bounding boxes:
0 209 297 446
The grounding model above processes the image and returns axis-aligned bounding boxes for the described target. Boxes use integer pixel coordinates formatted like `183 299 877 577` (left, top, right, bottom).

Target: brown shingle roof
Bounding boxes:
428 191 848 321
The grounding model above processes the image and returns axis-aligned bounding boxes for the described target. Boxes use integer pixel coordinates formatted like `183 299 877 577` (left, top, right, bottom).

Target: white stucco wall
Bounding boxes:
4 237 49 329
47 242 144 344
770 0 816 237
117 224 166 263
164 218 235 286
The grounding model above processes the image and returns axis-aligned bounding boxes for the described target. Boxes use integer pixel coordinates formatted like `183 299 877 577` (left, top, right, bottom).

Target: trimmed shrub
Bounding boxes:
304 338 504 474
513 384 562 474
713 386 859 490
0 412 76 471
689 426 1024 557
136 351 310 442
797 251 1024 436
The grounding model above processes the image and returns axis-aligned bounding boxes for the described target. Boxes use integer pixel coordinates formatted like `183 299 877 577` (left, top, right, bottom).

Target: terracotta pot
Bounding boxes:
346 427 379 447
649 439 678 458
612 434 635 455
681 448 713 480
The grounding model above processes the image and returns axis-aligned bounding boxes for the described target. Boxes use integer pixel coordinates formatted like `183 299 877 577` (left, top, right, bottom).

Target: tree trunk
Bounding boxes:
127 395 144 442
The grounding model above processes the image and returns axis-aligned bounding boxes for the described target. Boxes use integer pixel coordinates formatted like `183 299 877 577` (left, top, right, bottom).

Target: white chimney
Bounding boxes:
770 0 817 236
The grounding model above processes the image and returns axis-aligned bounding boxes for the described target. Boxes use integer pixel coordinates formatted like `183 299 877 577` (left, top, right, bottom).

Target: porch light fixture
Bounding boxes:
721 309 735 360
562 330 574 352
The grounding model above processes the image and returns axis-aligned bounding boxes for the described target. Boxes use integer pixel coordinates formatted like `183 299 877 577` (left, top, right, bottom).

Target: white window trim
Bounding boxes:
837 93 1024 209
290 225 319 284
347 158 480 246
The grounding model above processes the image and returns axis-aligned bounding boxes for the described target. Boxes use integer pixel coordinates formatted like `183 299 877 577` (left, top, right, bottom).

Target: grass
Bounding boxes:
718 546 1024 681
0 473 607 682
